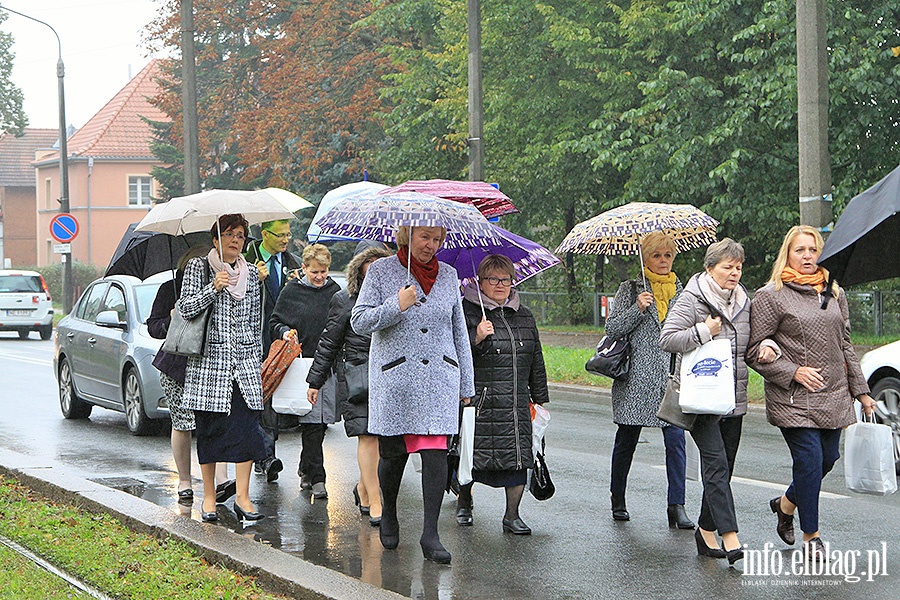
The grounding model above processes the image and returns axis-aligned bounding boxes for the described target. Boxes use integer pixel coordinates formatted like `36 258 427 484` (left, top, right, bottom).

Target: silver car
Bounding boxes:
860 340 900 474
53 274 170 435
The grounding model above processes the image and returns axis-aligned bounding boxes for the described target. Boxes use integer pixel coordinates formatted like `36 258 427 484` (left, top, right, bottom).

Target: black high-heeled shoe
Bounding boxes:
611 495 630 521
352 486 370 515
201 507 218 523
234 502 265 524
177 488 194 507
694 529 726 559
420 539 451 564
667 504 695 530
726 546 744 565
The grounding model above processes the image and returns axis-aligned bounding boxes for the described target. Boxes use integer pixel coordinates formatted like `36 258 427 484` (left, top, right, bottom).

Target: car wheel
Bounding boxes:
123 368 155 436
40 325 52 341
871 376 900 475
58 357 92 419
17 329 29 340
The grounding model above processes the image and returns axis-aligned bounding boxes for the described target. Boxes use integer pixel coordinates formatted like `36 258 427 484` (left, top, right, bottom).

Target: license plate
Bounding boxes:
5 310 31 316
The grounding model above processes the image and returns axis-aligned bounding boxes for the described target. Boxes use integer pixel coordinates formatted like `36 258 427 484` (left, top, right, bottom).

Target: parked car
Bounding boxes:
54 273 170 435
859 341 900 474
0 269 54 340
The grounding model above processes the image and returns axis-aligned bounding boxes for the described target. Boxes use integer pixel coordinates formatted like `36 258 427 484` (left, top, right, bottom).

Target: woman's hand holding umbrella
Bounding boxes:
475 318 494 344
636 291 653 313
213 271 229 292
399 285 418 311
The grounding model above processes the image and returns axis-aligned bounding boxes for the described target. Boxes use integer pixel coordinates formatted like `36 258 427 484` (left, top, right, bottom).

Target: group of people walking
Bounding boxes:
148 212 874 568
607 225 876 566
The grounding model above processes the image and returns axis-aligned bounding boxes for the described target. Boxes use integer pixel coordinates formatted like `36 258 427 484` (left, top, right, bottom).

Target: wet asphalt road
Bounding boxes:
2 333 900 599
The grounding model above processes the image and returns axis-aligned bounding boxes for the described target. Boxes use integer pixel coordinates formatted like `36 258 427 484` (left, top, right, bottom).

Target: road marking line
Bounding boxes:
651 465 848 499
0 353 52 367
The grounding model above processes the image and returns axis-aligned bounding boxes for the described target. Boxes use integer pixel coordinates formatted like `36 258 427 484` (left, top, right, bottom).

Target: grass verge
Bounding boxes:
0 477 287 600
0 542 92 599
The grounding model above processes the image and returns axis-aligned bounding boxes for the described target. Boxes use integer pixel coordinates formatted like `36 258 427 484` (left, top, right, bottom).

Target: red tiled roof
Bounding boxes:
0 128 59 186
40 59 169 162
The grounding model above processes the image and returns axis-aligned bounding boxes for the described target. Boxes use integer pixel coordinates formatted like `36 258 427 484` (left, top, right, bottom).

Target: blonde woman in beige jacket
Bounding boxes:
747 225 876 563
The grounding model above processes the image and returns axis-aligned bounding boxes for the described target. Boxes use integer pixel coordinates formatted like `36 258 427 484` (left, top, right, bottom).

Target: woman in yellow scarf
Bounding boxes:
603 231 692 529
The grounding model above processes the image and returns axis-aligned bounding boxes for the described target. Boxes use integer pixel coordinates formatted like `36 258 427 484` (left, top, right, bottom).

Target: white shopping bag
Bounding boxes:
845 417 898 495
531 403 551 459
685 432 702 482
457 406 476 486
271 357 314 416
679 338 735 415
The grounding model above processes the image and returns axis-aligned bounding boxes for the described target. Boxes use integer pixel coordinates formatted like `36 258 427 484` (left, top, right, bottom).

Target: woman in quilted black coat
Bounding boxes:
306 242 393 526
458 254 549 535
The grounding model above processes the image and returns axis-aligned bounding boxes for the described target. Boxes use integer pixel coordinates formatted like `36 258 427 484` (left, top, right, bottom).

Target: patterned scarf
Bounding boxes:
398 245 439 294
780 266 826 293
643 266 677 321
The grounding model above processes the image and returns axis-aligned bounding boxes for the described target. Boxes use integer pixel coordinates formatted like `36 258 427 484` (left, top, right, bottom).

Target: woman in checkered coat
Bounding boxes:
180 214 267 524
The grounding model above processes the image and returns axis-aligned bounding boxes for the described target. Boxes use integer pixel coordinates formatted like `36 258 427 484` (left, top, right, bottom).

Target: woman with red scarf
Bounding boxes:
747 225 876 562
351 225 475 564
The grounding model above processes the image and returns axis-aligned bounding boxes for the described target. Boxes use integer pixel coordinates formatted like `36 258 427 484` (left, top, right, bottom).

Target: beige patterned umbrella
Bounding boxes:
555 202 718 256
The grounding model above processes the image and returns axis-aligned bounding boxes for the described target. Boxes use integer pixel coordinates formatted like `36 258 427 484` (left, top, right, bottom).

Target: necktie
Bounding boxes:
268 255 280 299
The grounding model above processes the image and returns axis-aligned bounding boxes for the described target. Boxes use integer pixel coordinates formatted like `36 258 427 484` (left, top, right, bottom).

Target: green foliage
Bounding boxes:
542 345 609 387
0 544 91 598
25 262 103 311
0 13 28 135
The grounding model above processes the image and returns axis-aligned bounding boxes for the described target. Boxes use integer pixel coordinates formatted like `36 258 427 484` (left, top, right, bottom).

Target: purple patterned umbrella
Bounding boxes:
315 191 501 250
379 179 519 219
437 226 560 288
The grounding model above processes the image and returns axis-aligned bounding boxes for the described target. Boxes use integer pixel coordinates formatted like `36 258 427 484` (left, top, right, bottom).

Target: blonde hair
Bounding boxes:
302 243 331 268
640 231 677 259
768 225 839 294
394 225 447 247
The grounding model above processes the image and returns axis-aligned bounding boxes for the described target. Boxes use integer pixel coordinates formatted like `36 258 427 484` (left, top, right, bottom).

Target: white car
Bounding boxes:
859 341 900 473
0 269 54 340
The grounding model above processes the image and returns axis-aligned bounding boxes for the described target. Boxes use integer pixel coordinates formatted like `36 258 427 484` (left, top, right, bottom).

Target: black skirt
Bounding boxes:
195 381 266 464
473 468 528 488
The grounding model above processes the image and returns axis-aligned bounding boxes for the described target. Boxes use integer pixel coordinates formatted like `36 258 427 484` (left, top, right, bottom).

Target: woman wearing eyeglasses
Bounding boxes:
457 254 549 535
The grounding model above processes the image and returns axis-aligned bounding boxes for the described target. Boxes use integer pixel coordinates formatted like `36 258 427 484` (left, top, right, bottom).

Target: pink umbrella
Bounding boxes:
379 179 519 219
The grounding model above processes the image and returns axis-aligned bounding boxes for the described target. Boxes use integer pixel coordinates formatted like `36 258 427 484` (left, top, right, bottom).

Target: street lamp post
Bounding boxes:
0 4 73 314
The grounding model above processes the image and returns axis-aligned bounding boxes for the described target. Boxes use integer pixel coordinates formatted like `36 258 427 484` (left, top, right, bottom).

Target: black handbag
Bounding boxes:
529 439 555 501
585 335 630 380
161 260 212 357
656 354 696 430
343 360 369 404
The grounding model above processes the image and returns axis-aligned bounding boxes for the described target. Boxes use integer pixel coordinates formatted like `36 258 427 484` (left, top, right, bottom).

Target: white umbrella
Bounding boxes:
306 181 389 242
135 188 312 235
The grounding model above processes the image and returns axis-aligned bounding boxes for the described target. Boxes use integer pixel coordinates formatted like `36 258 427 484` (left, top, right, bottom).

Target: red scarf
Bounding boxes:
398 245 439 294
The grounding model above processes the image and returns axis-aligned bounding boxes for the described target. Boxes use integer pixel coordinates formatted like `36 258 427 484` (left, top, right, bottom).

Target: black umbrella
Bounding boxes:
105 223 211 279
819 164 900 287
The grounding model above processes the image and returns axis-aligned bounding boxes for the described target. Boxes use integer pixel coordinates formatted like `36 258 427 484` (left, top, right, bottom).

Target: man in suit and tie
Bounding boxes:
244 219 301 481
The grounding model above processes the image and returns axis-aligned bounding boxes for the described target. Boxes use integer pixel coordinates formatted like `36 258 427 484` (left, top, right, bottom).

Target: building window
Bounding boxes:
128 176 152 206
45 179 52 209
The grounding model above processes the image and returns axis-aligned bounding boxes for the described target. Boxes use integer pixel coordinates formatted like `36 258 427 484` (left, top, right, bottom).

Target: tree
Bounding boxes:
0 13 28 136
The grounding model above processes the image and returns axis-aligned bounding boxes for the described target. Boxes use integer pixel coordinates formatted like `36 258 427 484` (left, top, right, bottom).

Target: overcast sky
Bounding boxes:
1 0 162 129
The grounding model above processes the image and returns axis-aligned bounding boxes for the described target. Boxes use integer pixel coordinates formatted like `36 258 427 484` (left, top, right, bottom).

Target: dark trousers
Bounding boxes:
299 423 328 484
697 415 743 532
691 414 739 534
781 427 841 534
610 424 686 505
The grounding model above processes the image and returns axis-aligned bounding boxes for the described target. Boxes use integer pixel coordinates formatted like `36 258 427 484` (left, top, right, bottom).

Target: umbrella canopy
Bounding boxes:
819 164 900 287
437 226 560 288
555 202 718 256
135 188 312 235
315 191 502 250
306 181 388 242
105 223 211 279
379 179 518 219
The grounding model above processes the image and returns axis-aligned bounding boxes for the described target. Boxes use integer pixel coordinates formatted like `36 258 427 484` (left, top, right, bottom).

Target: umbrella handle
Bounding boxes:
637 244 648 292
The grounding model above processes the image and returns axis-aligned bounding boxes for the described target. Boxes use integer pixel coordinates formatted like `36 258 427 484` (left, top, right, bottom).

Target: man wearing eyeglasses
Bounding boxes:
244 219 301 482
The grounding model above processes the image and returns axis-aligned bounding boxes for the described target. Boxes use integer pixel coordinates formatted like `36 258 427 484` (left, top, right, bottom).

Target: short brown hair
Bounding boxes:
477 254 516 282
302 243 331 268
210 214 249 239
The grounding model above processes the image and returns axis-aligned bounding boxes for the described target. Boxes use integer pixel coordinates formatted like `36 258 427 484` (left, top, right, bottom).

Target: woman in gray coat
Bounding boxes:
180 214 266 524
604 232 691 528
351 225 475 564
660 238 750 565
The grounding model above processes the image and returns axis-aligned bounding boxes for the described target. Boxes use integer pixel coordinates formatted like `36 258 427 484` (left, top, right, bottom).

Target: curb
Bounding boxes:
0 447 404 600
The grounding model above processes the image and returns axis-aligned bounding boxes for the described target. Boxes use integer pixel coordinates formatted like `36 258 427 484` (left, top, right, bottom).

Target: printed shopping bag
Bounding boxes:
678 338 735 415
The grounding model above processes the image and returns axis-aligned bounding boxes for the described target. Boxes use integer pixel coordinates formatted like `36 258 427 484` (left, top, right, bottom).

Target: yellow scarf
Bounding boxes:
643 267 677 321
780 267 826 293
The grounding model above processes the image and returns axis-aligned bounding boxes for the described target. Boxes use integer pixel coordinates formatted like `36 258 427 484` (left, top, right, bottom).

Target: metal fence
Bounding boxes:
519 289 900 337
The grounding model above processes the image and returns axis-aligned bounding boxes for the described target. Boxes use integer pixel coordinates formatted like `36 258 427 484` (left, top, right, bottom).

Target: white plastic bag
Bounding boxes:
845 416 898 495
531 403 551 459
457 406 476 486
271 357 314 416
678 338 735 415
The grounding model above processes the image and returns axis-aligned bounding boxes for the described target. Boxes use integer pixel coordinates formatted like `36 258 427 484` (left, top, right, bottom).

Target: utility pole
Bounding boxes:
796 0 832 229
181 0 201 194
467 0 484 182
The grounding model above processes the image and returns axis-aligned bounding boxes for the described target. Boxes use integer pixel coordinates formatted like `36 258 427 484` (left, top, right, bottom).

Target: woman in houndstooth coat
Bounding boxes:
180 214 266 523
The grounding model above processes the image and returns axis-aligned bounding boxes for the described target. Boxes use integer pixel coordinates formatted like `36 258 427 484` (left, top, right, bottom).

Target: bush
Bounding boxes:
23 262 103 310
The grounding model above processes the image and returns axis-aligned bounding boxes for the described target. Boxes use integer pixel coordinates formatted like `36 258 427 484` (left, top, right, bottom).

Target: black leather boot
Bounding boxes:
611 494 629 521
667 504 695 529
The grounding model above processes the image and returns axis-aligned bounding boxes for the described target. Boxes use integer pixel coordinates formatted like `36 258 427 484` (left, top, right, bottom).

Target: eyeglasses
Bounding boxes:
220 232 246 241
265 230 292 241
482 276 513 287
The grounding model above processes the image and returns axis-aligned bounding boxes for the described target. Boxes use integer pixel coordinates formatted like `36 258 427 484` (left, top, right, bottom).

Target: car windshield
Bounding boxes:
134 282 163 323
0 275 41 293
